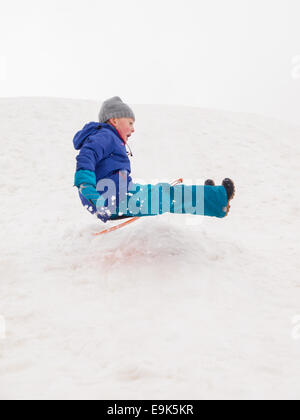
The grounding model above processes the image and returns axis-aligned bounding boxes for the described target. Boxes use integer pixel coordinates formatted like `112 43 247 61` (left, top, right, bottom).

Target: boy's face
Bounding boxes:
109 118 135 143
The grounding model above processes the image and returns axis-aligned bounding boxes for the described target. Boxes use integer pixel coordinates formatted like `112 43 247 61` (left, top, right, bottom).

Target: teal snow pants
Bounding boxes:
107 182 228 220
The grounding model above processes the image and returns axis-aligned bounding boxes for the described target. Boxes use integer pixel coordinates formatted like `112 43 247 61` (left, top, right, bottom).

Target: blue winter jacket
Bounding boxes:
73 122 132 222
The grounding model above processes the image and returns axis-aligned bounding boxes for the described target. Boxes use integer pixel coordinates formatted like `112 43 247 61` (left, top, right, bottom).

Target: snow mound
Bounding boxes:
0 97 300 400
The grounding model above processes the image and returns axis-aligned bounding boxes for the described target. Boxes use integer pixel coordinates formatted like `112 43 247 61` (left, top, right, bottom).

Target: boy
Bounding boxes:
73 96 235 223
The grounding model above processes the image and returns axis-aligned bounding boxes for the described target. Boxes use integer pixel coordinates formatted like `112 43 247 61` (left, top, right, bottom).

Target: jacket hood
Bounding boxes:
73 122 101 150
73 122 125 150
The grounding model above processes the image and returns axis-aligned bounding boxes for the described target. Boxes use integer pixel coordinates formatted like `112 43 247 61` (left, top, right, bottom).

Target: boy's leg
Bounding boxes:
171 184 228 218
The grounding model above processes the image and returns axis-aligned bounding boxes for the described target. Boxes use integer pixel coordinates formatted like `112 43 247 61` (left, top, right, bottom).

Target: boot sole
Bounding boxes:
224 181 236 217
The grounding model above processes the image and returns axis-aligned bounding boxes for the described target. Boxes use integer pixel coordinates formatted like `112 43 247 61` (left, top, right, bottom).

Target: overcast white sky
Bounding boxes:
0 0 299 125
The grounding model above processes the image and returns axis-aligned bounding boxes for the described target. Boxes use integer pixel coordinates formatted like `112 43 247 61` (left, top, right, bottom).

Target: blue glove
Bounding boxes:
74 170 101 208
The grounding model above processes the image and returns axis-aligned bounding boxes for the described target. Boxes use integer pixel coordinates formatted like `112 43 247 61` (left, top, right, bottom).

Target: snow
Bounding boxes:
0 97 300 400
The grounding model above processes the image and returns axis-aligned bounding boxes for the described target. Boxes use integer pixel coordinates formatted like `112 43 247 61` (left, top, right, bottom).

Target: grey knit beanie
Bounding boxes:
98 96 135 123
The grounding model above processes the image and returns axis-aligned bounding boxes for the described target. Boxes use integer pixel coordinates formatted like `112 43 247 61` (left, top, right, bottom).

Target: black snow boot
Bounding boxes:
205 179 216 186
222 178 235 201
222 178 236 216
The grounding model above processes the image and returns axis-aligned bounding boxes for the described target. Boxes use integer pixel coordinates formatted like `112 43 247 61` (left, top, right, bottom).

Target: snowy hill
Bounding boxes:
0 97 300 400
